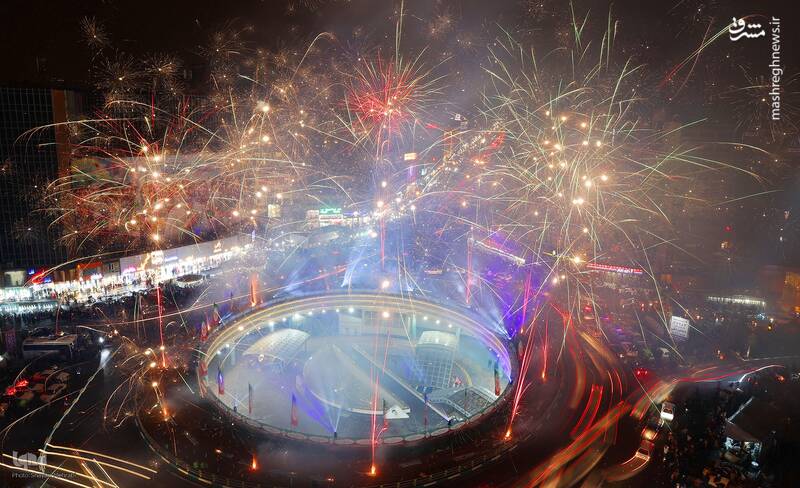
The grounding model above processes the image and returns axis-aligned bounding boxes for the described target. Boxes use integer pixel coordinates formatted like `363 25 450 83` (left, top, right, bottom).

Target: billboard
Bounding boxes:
586 263 644 275
669 316 690 341
119 235 246 274
318 207 343 227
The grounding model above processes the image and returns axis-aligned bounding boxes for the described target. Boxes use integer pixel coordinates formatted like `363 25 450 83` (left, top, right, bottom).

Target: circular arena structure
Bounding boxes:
199 292 515 444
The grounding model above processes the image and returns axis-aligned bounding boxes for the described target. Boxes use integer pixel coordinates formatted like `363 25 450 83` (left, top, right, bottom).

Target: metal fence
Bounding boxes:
136 407 521 488
197 290 519 445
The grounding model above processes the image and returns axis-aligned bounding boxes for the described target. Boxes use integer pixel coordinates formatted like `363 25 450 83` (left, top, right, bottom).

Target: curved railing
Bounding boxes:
197 290 519 445
136 410 270 488
136 403 526 488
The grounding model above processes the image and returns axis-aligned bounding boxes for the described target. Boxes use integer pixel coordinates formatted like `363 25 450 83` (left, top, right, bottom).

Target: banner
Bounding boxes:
291 393 299 427
198 361 208 397
212 303 221 327
494 362 501 395
423 392 428 429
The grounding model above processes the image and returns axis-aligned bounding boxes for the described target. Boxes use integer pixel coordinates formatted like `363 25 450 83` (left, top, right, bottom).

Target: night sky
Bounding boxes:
1 0 798 273
2 0 796 88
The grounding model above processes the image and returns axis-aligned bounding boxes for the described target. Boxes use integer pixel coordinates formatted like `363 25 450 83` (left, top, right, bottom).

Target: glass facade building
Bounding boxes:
0 87 77 276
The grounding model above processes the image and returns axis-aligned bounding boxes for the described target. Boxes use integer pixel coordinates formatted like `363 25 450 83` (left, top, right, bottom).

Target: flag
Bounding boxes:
229 292 238 314
291 393 299 427
217 366 224 395
198 360 208 398
494 362 501 396
250 273 259 306
212 303 221 327
200 321 208 342
423 392 428 429
248 383 253 415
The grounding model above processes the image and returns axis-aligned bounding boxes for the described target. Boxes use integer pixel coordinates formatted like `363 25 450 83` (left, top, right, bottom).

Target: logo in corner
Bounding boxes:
729 17 765 41
11 451 47 472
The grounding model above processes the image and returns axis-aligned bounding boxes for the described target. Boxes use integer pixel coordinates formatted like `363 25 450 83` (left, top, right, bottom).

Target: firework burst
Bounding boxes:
721 68 799 145
344 53 444 156
441 20 763 320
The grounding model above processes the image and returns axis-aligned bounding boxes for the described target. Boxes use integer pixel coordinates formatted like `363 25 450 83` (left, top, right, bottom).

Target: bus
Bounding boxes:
22 334 79 361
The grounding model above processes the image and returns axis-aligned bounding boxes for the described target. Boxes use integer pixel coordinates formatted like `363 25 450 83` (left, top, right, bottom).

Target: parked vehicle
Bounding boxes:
22 334 79 361
642 415 664 441
635 439 654 461
660 401 675 422
41 383 67 403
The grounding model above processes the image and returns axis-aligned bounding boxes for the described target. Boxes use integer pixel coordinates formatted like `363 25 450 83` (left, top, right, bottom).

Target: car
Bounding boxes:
41 383 67 403
30 327 54 338
635 439 653 461
641 416 664 441
660 401 675 422
621 342 639 358
31 372 48 382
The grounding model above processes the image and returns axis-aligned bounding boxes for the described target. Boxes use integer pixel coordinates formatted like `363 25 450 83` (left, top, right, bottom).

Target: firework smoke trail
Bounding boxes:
41 346 124 450
720 69 799 144
36 83 334 254
460 14 761 320
506 301 543 439
8 4 780 486
340 2 448 178
26 22 353 256
390 8 771 442
344 53 444 161
660 22 731 93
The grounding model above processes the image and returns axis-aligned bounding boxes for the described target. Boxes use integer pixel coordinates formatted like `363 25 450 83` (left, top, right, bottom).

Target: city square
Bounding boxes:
0 1 799 487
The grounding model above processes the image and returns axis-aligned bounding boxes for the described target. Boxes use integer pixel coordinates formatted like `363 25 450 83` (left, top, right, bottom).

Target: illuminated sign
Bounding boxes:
149 250 165 266
318 207 344 228
586 263 643 275
669 316 690 341
28 269 49 285
404 152 417 161
706 295 765 308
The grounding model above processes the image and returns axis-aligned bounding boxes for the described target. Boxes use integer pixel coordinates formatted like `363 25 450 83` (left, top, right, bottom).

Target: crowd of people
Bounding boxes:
654 372 797 488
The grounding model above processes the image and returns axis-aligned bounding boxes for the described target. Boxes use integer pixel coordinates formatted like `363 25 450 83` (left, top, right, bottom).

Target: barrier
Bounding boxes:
197 291 518 445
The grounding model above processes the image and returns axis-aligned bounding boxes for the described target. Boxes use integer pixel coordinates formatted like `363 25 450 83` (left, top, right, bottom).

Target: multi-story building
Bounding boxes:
0 86 84 282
